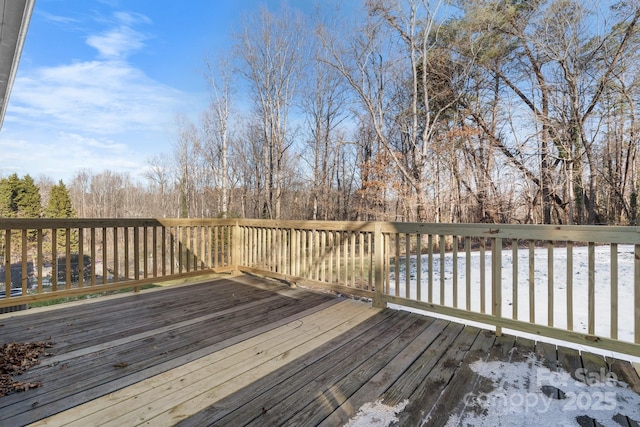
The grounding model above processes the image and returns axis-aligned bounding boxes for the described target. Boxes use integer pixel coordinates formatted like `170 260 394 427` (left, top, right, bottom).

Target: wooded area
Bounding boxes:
12 0 640 225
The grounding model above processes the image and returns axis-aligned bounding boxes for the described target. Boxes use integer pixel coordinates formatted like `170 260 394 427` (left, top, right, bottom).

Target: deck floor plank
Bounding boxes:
176 309 404 427
248 313 440 427
395 325 480 426
36 300 377 426
421 330 496 426
2 293 332 416
557 345 584 383
379 322 466 407
0 275 636 427
317 317 456 427
2 278 338 426
2 279 249 339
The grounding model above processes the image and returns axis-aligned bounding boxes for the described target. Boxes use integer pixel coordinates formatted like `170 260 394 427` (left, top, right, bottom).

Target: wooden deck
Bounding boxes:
1 275 639 426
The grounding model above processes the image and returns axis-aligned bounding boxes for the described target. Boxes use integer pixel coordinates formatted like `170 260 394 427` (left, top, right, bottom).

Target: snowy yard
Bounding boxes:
387 244 637 346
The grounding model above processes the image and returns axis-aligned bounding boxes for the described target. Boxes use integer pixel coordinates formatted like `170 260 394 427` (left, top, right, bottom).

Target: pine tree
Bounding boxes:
44 180 79 283
16 175 42 219
44 180 76 219
0 174 42 287
0 174 42 218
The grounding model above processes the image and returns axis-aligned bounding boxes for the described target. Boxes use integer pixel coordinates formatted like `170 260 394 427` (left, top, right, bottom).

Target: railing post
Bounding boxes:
373 222 386 309
492 237 502 336
232 220 241 276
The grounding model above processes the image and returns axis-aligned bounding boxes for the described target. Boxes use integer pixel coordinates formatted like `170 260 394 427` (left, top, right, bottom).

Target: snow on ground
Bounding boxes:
344 399 408 427
387 244 640 362
444 354 640 426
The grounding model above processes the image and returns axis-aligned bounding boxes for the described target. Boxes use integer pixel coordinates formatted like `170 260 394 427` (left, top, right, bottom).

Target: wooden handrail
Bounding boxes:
1 218 639 357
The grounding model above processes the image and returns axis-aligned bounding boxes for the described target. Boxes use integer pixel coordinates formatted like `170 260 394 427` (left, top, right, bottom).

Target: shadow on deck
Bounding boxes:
1 275 639 426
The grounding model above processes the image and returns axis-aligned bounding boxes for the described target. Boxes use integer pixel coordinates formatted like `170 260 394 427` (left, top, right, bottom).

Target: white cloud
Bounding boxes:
86 12 151 59
87 27 147 59
0 131 145 181
38 12 80 26
0 10 202 183
9 60 185 135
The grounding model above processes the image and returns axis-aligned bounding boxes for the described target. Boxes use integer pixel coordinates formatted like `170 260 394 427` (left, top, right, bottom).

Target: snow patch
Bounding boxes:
344 399 409 427
445 354 640 426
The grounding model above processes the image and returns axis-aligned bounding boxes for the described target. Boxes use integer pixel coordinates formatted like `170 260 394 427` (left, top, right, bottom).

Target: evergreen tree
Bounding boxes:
45 180 76 218
0 174 42 218
0 174 42 285
44 180 78 258
16 175 42 219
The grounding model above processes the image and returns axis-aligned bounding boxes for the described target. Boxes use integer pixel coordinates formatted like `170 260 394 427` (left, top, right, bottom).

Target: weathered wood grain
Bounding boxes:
0 274 635 427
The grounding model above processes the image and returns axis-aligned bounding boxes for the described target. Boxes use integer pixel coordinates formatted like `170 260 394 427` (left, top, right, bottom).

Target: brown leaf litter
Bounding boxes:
0 341 54 397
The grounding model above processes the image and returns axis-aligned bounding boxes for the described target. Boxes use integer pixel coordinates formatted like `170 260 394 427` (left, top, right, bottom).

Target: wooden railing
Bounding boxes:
0 219 235 309
2 218 639 357
236 220 640 358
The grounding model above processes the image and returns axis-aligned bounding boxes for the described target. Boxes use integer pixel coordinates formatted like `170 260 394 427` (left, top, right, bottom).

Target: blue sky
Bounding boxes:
1 0 352 184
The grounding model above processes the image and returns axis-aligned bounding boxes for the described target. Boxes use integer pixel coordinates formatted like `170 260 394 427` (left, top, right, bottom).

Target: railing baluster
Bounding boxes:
567 241 573 331
428 234 433 303
548 241 553 327
480 237 486 313
453 236 458 309
439 235 445 305
529 240 535 323
141 226 149 279
335 231 341 283
611 243 618 340
161 226 167 276
90 227 96 286
51 228 57 291
37 229 43 292
113 227 119 283
384 233 390 295
394 233 400 297
21 230 27 295
134 226 141 281
358 232 364 289
200 225 205 270
65 227 71 290
78 227 84 288
350 232 356 288
588 241 595 335
416 234 422 301
492 237 502 336
512 239 518 320
465 236 471 311
102 227 107 285
153 226 158 276
321 231 327 282
4 230 10 296
405 234 411 298
328 231 334 283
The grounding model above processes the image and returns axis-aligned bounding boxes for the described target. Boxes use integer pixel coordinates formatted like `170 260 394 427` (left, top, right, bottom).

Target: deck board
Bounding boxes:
0 274 637 426
253 314 439 426
179 309 407 426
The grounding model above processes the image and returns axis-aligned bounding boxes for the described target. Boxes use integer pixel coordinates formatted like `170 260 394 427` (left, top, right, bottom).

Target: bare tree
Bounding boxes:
301 27 350 220
236 6 308 219
199 55 234 218
172 114 200 218
145 154 175 217
453 0 640 224
320 0 471 222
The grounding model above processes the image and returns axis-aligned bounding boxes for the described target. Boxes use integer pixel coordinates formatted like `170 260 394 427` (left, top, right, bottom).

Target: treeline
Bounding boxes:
15 1 640 225
0 174 74 220
0 174 77 280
